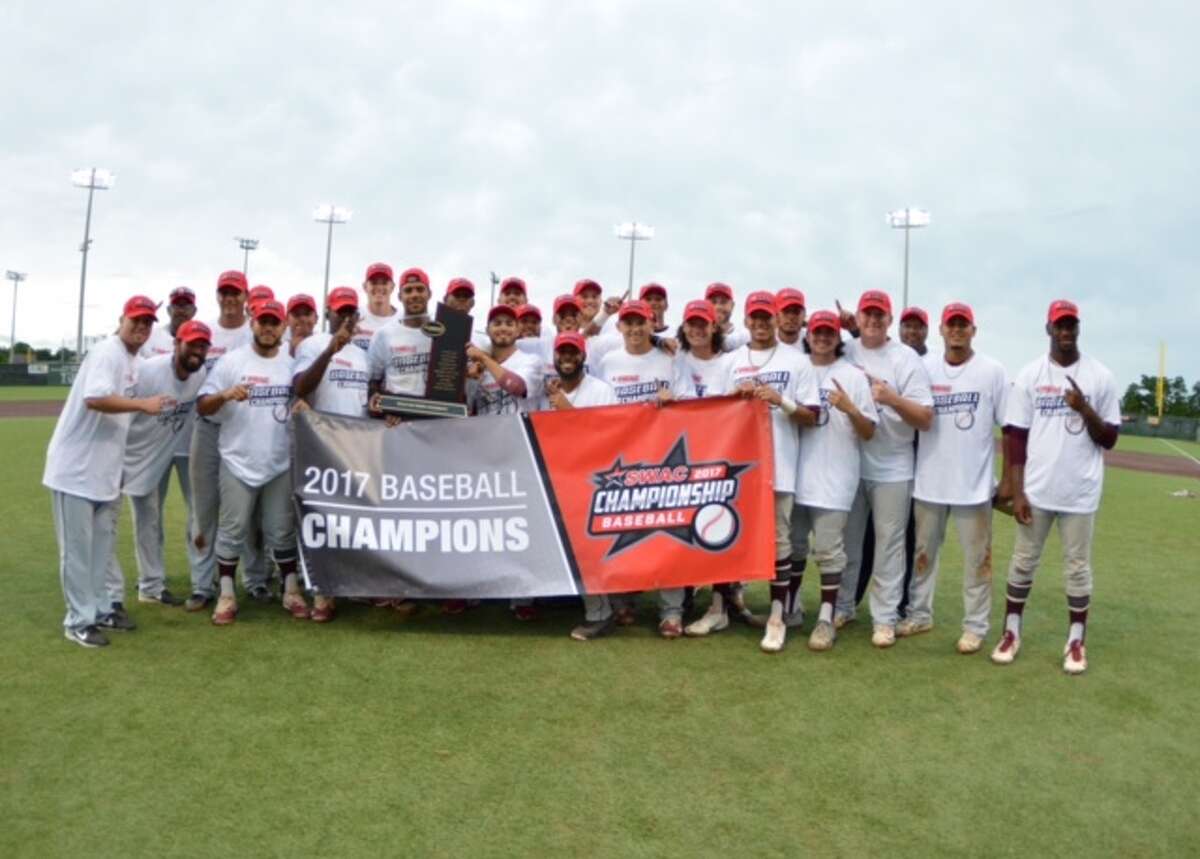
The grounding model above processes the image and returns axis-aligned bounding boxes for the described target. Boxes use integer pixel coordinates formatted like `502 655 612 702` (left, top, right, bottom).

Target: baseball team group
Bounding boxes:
41 263 1121 674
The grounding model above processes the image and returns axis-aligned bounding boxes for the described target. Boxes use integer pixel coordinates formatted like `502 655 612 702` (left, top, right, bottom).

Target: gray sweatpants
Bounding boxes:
907 499 993 636
215 464 297 568
789 505 849 578
190 419 267 596
837 479 913 627
105 458 201 602
52 491 119 632
1004 506 1095 612
582 589 686 623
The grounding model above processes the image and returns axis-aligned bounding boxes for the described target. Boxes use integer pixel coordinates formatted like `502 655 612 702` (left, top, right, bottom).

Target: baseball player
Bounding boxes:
443 277 494 350
671 300 730 398
197 299 306 625
498 277 529 308
353 262 399 351
723 291 819 653
516 304 542 340
366 267 434 415
992 299 1119 674
43 295 172 647
286 293 318 355
515 294 584 411
704 282 750 352
835 290 933 648
292 287 370 623
247 285 275 313
141 287 197 357
901 303 1008 654
106 321 212 608
639 283 671 335
185 271 270 612
788 310 878 651
776 289 806 347
898 307 930 357
573 279 605 334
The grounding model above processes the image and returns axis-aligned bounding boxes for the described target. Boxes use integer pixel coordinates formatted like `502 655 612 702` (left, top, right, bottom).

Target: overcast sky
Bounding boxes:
2 1 1197 386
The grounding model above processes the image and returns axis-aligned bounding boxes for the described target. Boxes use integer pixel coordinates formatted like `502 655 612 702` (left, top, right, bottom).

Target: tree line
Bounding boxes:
1121 375 1200 417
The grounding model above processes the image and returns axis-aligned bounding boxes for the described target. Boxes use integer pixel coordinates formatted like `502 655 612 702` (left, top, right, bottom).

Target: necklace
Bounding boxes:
747 345 777 370
942 353 972 380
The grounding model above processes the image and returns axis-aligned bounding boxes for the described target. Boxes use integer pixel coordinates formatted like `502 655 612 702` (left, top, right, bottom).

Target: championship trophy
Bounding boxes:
378 303 471 419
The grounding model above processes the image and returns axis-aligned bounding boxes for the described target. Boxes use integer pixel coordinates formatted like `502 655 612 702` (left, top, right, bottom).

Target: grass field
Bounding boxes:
0 385 70 401
2 416 1198 857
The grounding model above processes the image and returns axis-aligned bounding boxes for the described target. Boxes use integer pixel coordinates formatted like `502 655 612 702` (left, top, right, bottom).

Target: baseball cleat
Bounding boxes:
1062 640 1088 675
282 592 310 620
990 631 1021 664
785 605 805 629
833 611 855 630
760 618 787 653
96 604 137 632
807 620 836 652
211 595 238 626
956 632 984 654
658 617 683 639
614 606 637 627
138 589 184 606
896 619 934 638
570 618 616 641
64 626 110 648
310 596 336 623
246 585 274 604
513 605 538 622
684 605 730 637
871 624 896 648
184 593 213 613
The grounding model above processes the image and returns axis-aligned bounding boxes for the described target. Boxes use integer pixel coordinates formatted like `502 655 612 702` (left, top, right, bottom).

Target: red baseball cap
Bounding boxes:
488 304 518 323
553 294 581 315
516 304 542 321
618 300 653 321
327 287 358 311
705 282 733 301
287 294 317 314
248 285 275 305
744 291 777 317
168 286 196 306
446 277 475 297
252 300 286 322
858 290 892 314
217 270 247 292
900 306 929 326
1048 299 1079 323
176 320 212 344
807 310 841 333
683 299 716 323
554 332 587 355
500 276 527 295
365 262 394 283
776 288 806 311
123 295 159 321
399 267 430 287
639 283 667 300
573 278 602 297
941 302 974 325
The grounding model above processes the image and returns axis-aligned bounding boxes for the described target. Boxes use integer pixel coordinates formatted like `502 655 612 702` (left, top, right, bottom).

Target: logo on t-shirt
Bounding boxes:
611 379 668 404
1034 388 1087 435
587 437 749 556
932 390 981 430
245 383 293 423
156 398 194 433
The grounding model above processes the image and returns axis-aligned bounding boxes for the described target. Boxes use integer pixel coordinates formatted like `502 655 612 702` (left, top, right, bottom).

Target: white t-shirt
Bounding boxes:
122 355 207 496
353 307 399 352
205 318 252 371
367 320 432 397
720 323 751 353
585 331 625 376
599 348 675 404
1005 353 1119 514
562 375 619 409
467 349 544 416
671 351 730 399
43 335 140 502
795 358 879 511
915 352 1009 506
725 343 820 493
516 333 556 411
293 333 370 418
140 325 175 358
843 338 933 482
199 346 294 487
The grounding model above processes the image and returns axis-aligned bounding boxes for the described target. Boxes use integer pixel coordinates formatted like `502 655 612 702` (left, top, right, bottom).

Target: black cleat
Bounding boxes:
65 626 110 648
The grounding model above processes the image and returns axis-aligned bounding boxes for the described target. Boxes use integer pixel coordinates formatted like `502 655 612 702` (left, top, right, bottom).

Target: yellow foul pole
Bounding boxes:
1156 341 1166 419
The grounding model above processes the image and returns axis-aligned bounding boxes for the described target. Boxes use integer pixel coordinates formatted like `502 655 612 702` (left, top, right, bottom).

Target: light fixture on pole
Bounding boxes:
489 271 500 308
71 168 116 359
885 208 930 310
313 204 351 330
235 237 259 277
5 270 26 361
614 222 655 300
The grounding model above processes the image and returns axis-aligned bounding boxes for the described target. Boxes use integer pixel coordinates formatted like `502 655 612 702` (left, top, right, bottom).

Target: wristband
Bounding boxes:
781 396 798 415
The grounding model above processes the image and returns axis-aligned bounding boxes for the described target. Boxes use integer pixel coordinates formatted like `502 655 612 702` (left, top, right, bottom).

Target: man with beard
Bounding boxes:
367 268 435 414
775 288 806 347
141 287 198 357
44 296 172 647
186 271 269 612
705 282 750 352
198 300 307 625
515 294 584 411
353 262 399 351
286 294 318 355
993 300 1118 674
107 321 212 608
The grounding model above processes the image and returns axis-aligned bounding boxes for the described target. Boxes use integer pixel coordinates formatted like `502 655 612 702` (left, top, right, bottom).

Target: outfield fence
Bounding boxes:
1121 414 1200 442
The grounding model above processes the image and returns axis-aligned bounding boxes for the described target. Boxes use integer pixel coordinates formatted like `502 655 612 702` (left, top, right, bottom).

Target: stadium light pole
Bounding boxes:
71 168 115 359
615 222 654 300
886 208 930 310
5 270 26 360
489 271 500 308
235 237 259 278
313 204 351 330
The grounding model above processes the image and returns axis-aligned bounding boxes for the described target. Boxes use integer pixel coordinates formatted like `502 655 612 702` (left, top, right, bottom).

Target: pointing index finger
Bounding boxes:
1066 375 1082 392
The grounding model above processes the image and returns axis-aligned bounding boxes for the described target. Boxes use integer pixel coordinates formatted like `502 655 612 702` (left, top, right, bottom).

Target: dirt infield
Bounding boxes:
2 399 1197 479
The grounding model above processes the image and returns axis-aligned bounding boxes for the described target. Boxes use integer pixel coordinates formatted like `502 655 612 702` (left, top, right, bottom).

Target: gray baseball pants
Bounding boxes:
907 499 994 636
215 464 297 567
837 479 913 627
52 490 119 632
1004 506 1095 613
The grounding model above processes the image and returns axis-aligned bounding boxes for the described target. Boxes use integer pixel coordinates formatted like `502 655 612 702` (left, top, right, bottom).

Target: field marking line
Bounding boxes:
1158 438 1200 469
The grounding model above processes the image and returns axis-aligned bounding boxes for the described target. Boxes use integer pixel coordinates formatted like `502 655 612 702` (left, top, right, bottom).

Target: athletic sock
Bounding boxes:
786 572 804 616
769 577 789 619
217 559 237 597
1004 583 1031 636
819 572 839 623
1068 610 1087 645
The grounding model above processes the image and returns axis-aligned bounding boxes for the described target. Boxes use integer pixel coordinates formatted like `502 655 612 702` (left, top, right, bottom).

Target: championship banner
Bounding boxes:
293 397 775 599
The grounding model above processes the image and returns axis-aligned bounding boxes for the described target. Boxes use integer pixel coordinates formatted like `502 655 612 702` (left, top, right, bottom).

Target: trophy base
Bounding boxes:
378 395 468 420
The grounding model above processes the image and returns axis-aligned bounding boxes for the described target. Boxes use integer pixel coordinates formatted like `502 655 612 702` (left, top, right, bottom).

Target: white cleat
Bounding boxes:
896 618 934 638
956 631 984 654
760 619 787 653
991 630 1021 665
685 605 729 637
808 620 836 652
871 624 896 648
833 612 855 630
1062 640 1088 675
